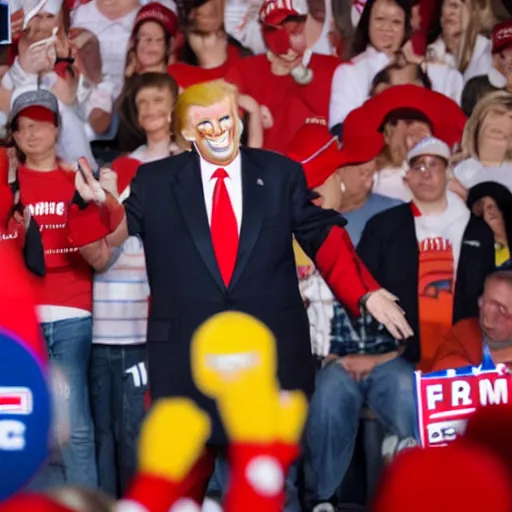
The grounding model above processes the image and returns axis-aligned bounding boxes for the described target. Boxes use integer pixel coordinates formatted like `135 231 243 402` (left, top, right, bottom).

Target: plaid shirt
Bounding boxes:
329 301 399 356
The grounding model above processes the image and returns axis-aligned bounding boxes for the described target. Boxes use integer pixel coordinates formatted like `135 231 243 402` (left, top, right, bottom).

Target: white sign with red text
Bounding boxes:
415 362 512 448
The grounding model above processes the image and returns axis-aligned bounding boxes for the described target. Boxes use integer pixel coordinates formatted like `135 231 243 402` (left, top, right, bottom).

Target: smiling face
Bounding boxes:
184 95 240 164
13 115 58 160
369 0 406 55
135 85 174 134
136 21 168 69
191 312 277 398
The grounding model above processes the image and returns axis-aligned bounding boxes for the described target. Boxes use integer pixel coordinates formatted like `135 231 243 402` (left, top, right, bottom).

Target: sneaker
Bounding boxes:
312 503 335 512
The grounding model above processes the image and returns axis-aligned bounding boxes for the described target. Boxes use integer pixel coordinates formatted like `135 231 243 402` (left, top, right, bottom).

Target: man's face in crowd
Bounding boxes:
384 118 432 165
97 0 140 18
479 278 512 344
136 85 174 135
493 46 512 78
185 95 240 165
189 0 225 34
479 106 512 151
369 0 405 55
307 0 326 23
13 115 57 159
374 64 425 95
281 18 308 58
404 155 448 203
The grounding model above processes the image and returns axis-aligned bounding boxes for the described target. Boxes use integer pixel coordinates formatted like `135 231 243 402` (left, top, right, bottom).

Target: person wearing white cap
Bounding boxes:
357 136 495 373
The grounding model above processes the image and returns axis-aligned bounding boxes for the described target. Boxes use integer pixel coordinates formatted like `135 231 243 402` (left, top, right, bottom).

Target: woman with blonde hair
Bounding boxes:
426 0 494 83
453 90 512 193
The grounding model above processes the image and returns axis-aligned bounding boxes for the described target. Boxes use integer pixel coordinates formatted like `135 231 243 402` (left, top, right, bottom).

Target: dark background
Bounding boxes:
0 2 10 45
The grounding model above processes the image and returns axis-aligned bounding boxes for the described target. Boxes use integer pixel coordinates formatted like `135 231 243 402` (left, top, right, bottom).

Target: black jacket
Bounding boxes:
123 148 350 443
357 202 495 364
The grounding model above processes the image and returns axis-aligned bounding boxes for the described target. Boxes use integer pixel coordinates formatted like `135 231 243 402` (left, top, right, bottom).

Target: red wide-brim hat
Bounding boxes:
363 84 467 148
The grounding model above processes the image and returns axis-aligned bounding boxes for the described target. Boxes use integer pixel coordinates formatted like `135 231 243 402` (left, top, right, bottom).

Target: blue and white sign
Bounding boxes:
0 328 51 501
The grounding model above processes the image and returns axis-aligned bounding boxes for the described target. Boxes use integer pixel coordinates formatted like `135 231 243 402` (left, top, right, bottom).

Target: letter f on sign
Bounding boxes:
426 384 443 410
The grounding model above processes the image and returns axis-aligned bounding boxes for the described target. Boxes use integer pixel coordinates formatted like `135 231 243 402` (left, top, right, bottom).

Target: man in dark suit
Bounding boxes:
357 136 495 373
69 79 412 500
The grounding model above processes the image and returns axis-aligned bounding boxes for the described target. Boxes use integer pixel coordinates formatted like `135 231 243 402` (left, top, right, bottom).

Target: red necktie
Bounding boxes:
211 168 239 286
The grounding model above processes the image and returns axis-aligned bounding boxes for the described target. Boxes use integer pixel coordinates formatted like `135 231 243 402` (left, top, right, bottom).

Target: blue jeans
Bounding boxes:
306 356 416 501
89 344 148 497
206 453 302 512
28 317 97 490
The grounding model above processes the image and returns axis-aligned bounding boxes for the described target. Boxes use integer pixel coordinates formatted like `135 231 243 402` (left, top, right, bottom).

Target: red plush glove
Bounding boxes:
224 442 299 512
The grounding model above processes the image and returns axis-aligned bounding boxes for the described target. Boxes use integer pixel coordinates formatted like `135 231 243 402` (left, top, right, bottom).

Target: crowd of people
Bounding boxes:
1 0 512 510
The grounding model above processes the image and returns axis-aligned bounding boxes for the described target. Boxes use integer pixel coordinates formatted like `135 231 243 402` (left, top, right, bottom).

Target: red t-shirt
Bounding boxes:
168 44 243 89
225 53 341 153
18 165 92 312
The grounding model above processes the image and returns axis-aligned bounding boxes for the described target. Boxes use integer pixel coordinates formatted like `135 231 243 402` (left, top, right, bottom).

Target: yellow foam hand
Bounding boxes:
217 373 308 445
275 391 308 445
138 398 210 481
191 311 276 400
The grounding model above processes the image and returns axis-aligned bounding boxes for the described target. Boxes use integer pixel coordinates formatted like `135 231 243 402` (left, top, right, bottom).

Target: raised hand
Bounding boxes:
365 289 413 340
138 398 211 482
75 157 106 205
99 168 119 200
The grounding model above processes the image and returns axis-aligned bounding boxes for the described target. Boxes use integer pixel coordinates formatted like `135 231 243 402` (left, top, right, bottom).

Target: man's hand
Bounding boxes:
365 289 413 340
10 9 24 41
339 354 379 381
99 168 119 200
75 157 106 205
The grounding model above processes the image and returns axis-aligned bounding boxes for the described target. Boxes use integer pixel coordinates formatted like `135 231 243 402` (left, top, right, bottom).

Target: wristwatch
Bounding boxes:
359 291 374 310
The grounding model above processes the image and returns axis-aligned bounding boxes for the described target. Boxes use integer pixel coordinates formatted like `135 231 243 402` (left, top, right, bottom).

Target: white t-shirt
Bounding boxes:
72 1 139 99
328 46 464 127
454 157 512 191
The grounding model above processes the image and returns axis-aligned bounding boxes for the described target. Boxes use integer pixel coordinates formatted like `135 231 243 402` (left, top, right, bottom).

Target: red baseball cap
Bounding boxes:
286 121 343 189
492 20 512 54
364 84 467 148
339 105 384 167
259 0 306 27
133 2 178 39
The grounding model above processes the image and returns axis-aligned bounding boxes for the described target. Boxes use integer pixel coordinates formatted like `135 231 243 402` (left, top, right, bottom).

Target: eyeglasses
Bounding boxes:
409 159 445 173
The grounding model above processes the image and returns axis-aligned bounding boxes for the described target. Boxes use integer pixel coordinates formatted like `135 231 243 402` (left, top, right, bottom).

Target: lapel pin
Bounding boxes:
257 178 264 186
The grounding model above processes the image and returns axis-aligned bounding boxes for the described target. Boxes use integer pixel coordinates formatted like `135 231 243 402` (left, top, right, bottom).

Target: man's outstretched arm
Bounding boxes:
290 162 413 341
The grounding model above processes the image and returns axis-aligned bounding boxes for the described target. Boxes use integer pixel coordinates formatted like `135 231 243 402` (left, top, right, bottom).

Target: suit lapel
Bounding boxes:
171 152 225 291
229 150 266 290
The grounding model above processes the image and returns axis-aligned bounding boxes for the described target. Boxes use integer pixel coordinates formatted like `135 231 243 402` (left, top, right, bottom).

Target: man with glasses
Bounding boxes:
357 136 495 373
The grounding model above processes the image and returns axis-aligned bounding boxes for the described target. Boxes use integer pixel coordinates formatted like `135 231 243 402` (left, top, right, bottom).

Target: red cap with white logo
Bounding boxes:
492 19 512 54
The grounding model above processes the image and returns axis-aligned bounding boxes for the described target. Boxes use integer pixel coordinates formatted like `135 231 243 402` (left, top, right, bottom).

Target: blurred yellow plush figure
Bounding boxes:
191 311 277 398
138 398 211 481
191 311 307 444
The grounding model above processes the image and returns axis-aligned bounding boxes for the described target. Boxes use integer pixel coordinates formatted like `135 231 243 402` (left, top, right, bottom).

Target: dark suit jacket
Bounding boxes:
357 203 495 364
124 148 347 443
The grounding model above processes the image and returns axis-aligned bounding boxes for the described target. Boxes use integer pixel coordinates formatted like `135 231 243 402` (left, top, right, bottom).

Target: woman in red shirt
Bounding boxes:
7 88 97 489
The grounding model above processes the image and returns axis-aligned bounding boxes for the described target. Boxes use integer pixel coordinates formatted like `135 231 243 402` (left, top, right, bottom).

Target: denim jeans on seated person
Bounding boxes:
306 356 416 502
27 316 97 490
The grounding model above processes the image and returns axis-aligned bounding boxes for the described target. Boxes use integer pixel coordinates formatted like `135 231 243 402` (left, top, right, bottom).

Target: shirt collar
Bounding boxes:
489 66 508 88
200 152 242 180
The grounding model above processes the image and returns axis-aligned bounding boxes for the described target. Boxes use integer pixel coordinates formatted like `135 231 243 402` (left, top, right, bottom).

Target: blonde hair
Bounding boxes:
173 79 238 150
456 90 512 163
456 0 495 73
46 486 115 512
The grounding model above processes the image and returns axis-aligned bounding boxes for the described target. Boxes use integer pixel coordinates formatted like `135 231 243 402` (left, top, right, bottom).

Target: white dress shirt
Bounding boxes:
200 153 243 234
